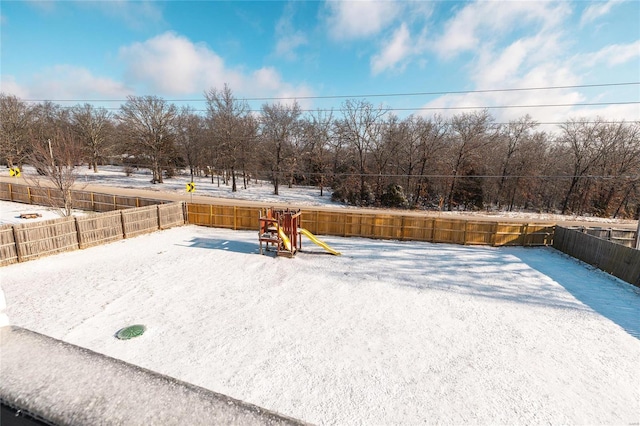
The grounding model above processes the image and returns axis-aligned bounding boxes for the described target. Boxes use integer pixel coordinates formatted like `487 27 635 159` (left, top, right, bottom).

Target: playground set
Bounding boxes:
258 208 340 257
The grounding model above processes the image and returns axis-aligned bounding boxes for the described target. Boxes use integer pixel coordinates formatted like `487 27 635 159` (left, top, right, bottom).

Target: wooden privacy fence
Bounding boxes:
569 226 637 248
553 226 640 286
1 203 185 266
186 203 554 246
0 182 165 212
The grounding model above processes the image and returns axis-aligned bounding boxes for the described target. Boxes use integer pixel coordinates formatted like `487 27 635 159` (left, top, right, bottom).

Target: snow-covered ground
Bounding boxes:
2 165 637 225
5 165 341 208
0 200 87 225
1 225 638 424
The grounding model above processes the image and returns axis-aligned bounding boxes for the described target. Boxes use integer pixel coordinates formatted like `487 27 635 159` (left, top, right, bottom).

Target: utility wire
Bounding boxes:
44 100 640 114
104 167 640 180
20 81 640 103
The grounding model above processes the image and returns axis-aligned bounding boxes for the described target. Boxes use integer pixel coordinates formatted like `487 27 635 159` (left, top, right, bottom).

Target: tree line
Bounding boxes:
1 88 639 218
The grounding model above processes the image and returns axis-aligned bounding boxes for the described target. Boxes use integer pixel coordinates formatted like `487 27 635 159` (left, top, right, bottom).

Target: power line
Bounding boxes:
98 167 640 180
47 100 640 114
20 81 640 103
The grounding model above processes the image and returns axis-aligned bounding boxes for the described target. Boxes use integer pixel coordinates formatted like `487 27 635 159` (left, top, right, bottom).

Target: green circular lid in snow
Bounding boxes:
115 324 146 340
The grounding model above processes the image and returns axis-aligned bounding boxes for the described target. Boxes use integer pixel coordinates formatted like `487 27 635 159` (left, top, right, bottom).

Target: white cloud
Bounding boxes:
417 59 587 132
83 0 164 30
325 0 401 40
275 33 308 60
580 0 624 26
1 66 132 101
274 3 308 60
0 75 30 99
433 1 570 59
574 40 640 68
120 32 235 95
370 23 413 75
119 32 313 102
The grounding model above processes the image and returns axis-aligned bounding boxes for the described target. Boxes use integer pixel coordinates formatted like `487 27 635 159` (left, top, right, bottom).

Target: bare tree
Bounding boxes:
494 115 539 207
446 110 499 210
205 85 253 192
590 121 640 217
70 104 113 173
117 96 177 184
237 114 259 189
260 101 301 195
394 114 449 207
0 94 34 168
28 103 83 216
175 106 207 181
558 118 608 214
302 109 334 196
337 99 388 205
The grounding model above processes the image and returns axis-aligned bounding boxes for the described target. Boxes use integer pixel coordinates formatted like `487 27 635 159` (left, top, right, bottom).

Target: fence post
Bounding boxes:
522 223 529 246
121 211 127 238
491 222 498 246
75 217 83 249
315 210 319 234
11 226 22 263
234 206 237 230
342 213 347 237
8 183 13 202
431 218 436 243
183 202 188 224
463 220 469 245
635 220 640 250
157 205 161 230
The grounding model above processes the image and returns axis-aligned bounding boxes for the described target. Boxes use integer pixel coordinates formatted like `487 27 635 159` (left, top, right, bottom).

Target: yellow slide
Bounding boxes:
277 227 292 251
299 228 341 256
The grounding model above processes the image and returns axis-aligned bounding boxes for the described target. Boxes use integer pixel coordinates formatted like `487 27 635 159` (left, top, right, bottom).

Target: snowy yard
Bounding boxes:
1 225 638 425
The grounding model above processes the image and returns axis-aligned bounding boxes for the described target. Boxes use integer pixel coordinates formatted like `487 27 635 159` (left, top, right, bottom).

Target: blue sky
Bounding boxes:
1 0 638 126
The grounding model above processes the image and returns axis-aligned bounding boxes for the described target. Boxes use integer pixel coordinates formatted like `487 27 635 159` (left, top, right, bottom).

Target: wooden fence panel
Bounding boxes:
7 184 31 204
76 211 124 249
201 205 234 229
93 193 119 212
158 203 185 229
138 198 161 207
495 223 526 246
525 224 555 246
432 219 466 244
187 204 214 226
0 224 18 266
13 217 79 262
0 182 11 201
71 191 96 211
29 187 51 207
464 221 496 245
235 207 259 231
115 196 139 210
579 227 637 248
398 216 434 242
350 214 377 239
554 227 640 286
610 229 636 248
121 205 159 238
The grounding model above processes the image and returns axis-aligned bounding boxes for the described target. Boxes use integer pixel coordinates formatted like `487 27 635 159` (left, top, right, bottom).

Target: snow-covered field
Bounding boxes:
2 165 637 225
1 224 638 425
0 200 86 225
